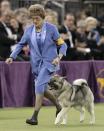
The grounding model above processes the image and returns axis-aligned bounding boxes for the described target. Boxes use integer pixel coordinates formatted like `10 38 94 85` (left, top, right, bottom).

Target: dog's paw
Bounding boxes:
80 116 85 123
54 120 60 125
80 120 84 123
89 116 95 125
61 120 67 125
80 115 85 123
61 122 67 125
89 120 95 125
54 118 63 125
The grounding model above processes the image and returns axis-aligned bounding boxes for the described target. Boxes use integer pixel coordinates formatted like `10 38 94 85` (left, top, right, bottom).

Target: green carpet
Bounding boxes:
0 104 104 131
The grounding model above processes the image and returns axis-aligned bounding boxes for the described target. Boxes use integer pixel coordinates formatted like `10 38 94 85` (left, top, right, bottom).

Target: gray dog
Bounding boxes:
48 75 95 125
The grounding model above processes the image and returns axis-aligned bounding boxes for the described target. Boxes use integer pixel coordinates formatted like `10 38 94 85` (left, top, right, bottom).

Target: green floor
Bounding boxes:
0 104 104 131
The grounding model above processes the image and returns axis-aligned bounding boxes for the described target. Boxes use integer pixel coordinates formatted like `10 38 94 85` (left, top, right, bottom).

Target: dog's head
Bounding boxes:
48 75 66 91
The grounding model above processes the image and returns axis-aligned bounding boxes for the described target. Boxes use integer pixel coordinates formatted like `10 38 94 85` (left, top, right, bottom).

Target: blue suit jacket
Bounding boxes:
10 22 67 73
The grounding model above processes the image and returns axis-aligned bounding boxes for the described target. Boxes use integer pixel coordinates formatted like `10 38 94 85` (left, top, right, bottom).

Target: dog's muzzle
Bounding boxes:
48 80 63 90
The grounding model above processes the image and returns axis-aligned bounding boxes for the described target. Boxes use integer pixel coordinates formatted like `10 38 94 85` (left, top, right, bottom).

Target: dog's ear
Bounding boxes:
61 76 67 79
61 76 67 81
60 77 65 83
60 76 67 87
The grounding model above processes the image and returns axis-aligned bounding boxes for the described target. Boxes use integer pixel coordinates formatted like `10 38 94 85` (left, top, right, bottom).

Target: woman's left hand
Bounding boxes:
52 57 60 66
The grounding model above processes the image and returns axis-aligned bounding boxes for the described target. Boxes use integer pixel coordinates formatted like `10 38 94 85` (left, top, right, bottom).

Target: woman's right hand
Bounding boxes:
5 58 13 64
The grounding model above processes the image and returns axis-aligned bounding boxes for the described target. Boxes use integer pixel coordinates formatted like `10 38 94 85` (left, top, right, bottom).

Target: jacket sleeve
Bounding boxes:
10 29 29 59
52 25 67 56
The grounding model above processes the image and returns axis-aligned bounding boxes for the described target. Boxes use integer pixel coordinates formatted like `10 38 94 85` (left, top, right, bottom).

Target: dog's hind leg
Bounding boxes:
55 107 69 125
61 113 68 125
74 106 85 123
86 102 95 124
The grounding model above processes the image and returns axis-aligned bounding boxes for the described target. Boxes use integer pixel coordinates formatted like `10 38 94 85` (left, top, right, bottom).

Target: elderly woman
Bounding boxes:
45 9 58 26
6 4 67 125
85 17 100 46
85 17 101 59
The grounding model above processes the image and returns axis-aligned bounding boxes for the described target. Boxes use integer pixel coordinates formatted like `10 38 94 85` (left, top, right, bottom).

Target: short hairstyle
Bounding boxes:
1 9 14 17
85 17 98 26
28 4 45 19
77 20 86 28
0 0 10 6
14 8 29 16
0 0 10 3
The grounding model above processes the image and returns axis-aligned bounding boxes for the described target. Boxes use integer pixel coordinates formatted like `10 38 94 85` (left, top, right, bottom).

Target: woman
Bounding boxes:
85 17 100 59
6 4 67 125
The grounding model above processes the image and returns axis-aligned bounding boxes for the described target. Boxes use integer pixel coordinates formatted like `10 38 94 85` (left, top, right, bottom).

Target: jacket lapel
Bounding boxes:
31 22 47 57
31 25 41 57
41 22 46 54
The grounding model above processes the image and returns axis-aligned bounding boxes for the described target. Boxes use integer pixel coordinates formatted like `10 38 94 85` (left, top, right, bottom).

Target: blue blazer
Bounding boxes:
10 22 67 73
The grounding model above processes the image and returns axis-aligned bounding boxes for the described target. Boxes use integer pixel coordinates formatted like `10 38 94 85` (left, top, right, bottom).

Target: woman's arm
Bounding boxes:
10 29 29 60
52 25 67 65
5 28 29 64
52 25 67 58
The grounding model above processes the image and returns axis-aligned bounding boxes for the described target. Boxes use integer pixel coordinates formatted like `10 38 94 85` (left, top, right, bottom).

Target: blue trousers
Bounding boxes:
34 67 53 94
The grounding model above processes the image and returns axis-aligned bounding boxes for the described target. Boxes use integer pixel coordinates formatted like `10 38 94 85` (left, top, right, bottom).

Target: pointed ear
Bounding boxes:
61 76 67 81
61 76 67 79
60 76 67 83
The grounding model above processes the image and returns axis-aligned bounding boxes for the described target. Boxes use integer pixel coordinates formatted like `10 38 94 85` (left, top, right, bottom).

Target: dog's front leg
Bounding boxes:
55 107 69 125
61 113 67 125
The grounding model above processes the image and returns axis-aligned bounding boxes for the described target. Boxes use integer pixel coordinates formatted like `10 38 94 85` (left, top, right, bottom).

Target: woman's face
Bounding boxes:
32 16 44 28
77 26 85 33
1 1 11 13
16 13 28 24
2 11 11 24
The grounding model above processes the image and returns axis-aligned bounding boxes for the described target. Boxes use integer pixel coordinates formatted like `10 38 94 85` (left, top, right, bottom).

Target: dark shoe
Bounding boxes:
26 118 38 125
